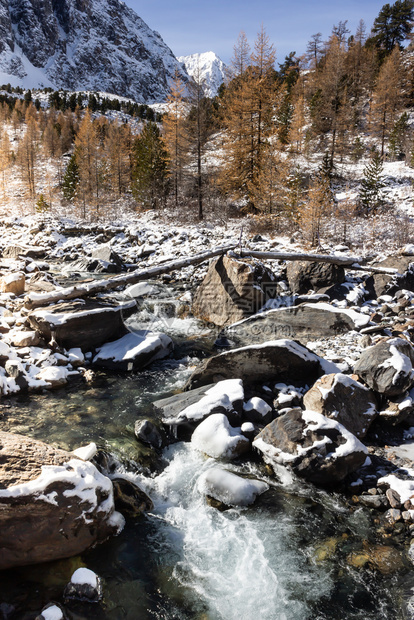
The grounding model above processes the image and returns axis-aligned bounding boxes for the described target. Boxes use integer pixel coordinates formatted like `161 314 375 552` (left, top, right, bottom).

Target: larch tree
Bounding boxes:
74 110 100 216
105 120 131 198
162 71 189 208
218 26 277 210
370 46 405 155
17 109 39 201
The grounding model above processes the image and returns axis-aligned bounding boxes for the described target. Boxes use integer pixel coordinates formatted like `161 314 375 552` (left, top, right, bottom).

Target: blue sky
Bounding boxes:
127 0 388 64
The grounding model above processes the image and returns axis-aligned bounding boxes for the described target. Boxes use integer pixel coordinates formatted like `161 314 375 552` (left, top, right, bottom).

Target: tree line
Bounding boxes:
0 0 413 244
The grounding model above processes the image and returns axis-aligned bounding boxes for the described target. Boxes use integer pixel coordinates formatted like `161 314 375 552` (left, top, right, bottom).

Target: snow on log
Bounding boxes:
24 244 237 309
237 250 401 276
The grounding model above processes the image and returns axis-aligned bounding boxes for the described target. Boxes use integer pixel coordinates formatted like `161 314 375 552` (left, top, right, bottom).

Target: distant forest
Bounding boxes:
0 0 414 245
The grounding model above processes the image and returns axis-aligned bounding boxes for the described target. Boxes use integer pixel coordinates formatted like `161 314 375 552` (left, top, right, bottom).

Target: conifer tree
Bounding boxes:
358 152 385 215
74 110 101 215
62 154 80 202
132 122 169 210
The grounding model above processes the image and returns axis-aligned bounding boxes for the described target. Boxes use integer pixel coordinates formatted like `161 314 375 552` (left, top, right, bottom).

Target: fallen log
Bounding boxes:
237 250 401 276
24 244 237 309
238 249 361 266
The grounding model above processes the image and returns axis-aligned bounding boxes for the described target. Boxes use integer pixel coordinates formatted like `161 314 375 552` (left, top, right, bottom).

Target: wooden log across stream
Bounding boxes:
24 246 402 309
24 244 238 309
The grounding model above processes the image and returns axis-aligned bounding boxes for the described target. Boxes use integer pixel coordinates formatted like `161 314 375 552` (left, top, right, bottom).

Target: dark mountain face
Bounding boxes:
0 0 188 102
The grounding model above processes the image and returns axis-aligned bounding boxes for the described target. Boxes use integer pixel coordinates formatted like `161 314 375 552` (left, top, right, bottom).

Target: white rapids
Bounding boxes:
135 443 333 620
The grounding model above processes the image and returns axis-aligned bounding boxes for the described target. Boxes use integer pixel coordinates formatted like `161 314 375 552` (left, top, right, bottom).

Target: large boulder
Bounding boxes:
364 256 414 298
354 337 414 397
28 299 135 351
156 379 244 433
253 408 367 485
186 339 339 390
91 245 126 272
191 413 250 460
0 432 124 570
2 245 46 259
286 261 345 295
224 303 371 346
198 468 268 507
303 373 377 438
92 331 173 371
191 255 276 327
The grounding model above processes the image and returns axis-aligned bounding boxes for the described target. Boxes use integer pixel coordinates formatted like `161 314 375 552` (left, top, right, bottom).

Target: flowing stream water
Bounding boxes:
1 290 414 619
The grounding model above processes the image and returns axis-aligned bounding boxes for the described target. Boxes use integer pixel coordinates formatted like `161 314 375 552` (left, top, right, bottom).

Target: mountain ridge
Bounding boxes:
0 0 188 103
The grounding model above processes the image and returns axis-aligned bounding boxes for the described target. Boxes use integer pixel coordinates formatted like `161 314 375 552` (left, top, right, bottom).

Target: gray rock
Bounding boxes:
186 339 338 390
303 373 377 439
365 256 414 298
191 255 277 327
4 359 29 392
358 494 388 509
28 299 135 350
156 379 244 432
286 261 345 294
91 245 126 272
92 331 173 372
354 337 414 397
134 420 163 450
224 303 370 346
253 408 367 485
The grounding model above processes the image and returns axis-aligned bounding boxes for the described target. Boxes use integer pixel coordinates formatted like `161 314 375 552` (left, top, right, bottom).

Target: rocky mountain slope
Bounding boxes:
0 0 188 103
178 51 226 97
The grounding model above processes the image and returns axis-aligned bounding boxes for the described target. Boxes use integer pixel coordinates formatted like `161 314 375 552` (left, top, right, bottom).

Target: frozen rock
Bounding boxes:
36 603 66 620
64 567 103 603
253 408 368 485
354 337 414 397
9 329 41 348
157 379 244 432
134 420 164 449
198 468 268 507
28 299 135 351
286 261 345 294
191 413 250 460
36 366 69 389
93 331 173 371
0 272 25 296
186 339 339 390
0 431 124 570
224 303 371 346
303 373 377 438
243 397 273 424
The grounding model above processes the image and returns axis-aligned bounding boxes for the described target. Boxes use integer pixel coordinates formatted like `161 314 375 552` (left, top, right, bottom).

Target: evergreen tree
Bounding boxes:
35 193 49 213
367 0 414 55
389 111 409 159
61 154 80 201
132 122 169 210
358 152 385 215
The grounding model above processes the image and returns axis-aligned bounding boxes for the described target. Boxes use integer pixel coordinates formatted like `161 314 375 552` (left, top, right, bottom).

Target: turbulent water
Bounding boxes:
1 294 413 619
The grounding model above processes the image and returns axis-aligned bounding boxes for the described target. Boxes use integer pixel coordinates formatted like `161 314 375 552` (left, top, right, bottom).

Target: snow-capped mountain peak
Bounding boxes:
0 0 188 103
177 52 226 98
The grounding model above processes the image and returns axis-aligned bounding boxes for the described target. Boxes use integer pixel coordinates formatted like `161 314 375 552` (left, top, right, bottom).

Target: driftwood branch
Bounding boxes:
24 244 237 309
238 250 401 276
